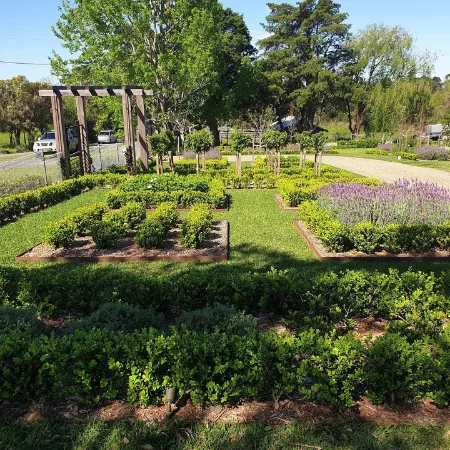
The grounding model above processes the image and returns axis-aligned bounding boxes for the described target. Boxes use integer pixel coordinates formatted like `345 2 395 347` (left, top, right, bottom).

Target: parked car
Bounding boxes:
33 131 79 155
97 130 118 144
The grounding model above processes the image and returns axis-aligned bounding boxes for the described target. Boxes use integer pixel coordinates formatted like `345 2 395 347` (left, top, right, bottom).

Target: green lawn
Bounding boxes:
1 418 448 450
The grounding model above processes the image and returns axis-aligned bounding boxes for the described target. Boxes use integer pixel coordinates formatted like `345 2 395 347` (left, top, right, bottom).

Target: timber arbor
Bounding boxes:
39 86 153 177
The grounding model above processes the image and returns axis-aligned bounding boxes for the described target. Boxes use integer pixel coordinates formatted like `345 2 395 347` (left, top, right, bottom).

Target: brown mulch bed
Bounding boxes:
293 219 450 261
16 220 228 263
3 397 450 426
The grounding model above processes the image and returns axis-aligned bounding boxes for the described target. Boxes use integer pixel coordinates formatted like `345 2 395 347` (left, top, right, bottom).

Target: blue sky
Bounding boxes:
1 0 449 81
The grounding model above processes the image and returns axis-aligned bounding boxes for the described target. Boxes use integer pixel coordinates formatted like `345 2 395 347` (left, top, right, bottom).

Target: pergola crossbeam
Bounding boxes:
39 85 151 178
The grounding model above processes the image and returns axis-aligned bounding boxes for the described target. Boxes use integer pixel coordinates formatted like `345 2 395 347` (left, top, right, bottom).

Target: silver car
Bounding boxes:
33 131 78 155
97 130 117 144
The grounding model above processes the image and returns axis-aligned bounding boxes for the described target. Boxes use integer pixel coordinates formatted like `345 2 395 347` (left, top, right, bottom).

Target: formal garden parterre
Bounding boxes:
4 156 450 417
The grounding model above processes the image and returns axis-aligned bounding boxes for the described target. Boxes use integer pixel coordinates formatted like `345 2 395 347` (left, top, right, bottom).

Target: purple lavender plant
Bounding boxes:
377 144 396 151
414 146 449 161
317 179 450 227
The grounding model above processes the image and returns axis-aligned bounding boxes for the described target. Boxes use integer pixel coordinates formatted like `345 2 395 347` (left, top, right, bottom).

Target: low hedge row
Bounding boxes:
173 158 229 175
3 325 450 407
181 203 213 248
0 174 126 225
337 139 380 149
117 173 209 193
92 202 147 249
393 151 419 160
136 202 179 248
1 262 447 323
106 179 226 209
44 203 108 248
278 170 379 207
299 201 450 253
202 167 277 189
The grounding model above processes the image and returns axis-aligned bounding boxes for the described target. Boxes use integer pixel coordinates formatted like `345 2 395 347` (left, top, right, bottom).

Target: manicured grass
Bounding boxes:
0 153 26 161
0 189 109 263
0 419 448 450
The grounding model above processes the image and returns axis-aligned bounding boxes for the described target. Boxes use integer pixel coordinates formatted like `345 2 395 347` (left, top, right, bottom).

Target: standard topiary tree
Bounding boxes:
261 130 288 176
147 131 175 175
184 130 213 175
310 131 328 175
295 131 313 168
229 131 252 176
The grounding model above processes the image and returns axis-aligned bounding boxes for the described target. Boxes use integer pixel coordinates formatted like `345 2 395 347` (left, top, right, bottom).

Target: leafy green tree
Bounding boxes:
52 0 222 133
229 131 252 175
259 0 350 131
261 130 288 175
184 130 213 174
148 131 175 175
0 76 53 148
199 8 256 145
343 24 434 135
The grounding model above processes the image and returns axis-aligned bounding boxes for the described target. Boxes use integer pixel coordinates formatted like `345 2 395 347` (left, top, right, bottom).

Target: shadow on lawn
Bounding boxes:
0 417 447 450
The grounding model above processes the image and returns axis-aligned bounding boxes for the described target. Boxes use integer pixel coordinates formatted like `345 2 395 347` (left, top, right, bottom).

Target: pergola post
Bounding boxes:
135 93 148 172
122 88 136 173
50 94 71 178
76 96 91 174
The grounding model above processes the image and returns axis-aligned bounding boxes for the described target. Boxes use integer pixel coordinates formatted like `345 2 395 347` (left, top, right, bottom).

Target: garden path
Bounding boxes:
310 156 450 188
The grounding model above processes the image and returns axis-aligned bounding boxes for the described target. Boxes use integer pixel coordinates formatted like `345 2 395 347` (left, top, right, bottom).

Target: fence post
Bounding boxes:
97 143 103 170
42 154 48 186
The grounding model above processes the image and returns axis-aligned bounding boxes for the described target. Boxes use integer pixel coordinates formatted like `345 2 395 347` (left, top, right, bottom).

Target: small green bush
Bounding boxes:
92 219 126 249
118 201 147 229
69 303 165 334
0 307 48 336
44 219 78 249
383 224 436 253
181 203 213 248
349 222 383 253
136 202 179 248
176 304 257 335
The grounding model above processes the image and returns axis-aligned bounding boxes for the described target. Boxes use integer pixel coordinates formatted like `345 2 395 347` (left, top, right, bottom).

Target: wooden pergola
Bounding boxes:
39 86 153 176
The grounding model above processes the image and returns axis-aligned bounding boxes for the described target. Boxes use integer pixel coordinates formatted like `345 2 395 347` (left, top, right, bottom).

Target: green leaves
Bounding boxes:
184 130 213 154
261 130 288 150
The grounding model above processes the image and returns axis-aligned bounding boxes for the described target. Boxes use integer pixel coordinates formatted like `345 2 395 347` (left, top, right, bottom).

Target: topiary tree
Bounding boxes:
310 131 328 175
184 129 213 175
229 131 252 176
147 131 175 175
261 130 288 176
295 131 312 168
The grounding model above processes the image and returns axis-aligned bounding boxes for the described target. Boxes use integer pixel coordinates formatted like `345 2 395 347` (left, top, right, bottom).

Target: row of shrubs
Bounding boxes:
337 139 380 149
3 313 450 407
299 201 450 253
173 158 229 175
0 173 126 225
277 170 379 207
107 179 227 209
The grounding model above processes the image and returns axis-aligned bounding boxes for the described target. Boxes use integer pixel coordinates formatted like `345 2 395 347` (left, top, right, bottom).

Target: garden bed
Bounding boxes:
293 219 450 261
16 220 228 263
274 193 299 211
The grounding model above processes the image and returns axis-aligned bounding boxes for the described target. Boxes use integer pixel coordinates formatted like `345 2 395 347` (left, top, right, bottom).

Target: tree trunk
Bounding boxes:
209 123 220 147
196 153 200 175
15 130 21 146
277 151 281 176
202 151 206 169
317 151 323 176
169 151 174 172
314 151 319 175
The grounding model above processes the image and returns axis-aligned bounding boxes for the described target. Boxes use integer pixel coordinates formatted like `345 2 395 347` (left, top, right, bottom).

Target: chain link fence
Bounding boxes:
0 143 128 198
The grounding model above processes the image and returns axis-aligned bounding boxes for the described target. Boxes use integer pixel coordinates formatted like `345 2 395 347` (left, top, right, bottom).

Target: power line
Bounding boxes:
0 60 50 66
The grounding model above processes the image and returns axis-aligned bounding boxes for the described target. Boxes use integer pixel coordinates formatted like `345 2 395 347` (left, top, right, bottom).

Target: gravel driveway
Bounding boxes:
313 156 450 189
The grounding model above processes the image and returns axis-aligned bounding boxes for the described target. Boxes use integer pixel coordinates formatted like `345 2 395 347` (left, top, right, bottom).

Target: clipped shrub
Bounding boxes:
176 304 257 335
364 333 440 404
92 219 126 249
118 201 147 229
436 221 450 250
44 218 78 249
69 303 165 334
136 202 179 248
0 306 48 336
349 222 383 253
181 203 213 248
337 139 379 149
68 202 108 234
383 224 436 253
